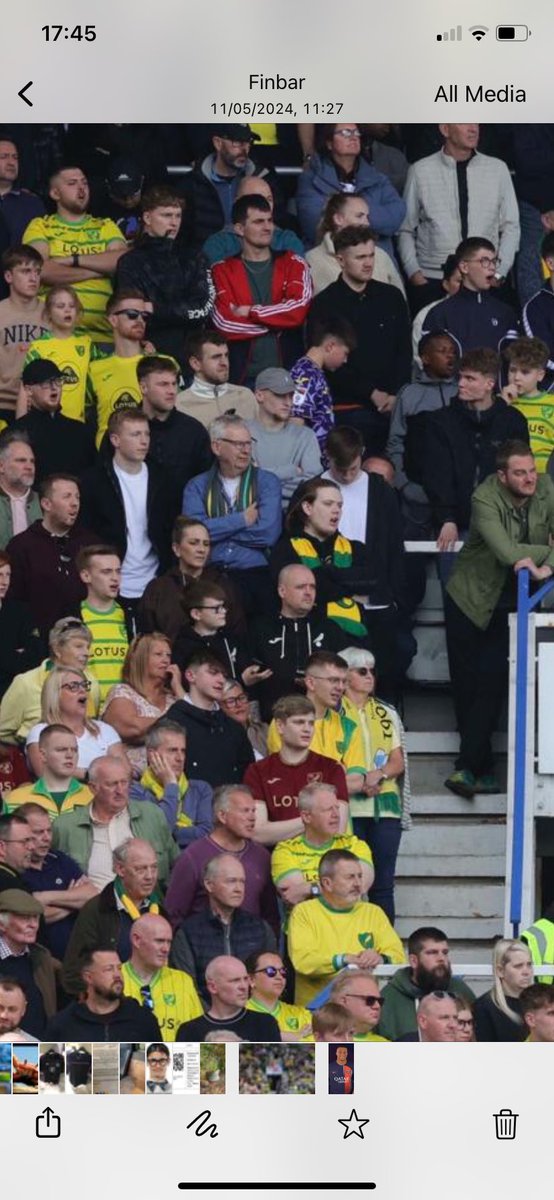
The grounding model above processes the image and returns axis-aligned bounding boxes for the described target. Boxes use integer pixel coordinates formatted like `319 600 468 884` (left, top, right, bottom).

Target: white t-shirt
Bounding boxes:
322 468 368 544
26 720 121 770
114 461 159 597
221 475 241 509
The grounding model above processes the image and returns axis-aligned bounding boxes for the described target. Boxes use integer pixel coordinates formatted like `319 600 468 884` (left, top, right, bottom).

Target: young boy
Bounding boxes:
4 722 92 819
312 1002 355 1043
172 579 267 689
77 544 129 704
502 337 552 471
0 245 49 426
290 316 356 460
387 330 459 536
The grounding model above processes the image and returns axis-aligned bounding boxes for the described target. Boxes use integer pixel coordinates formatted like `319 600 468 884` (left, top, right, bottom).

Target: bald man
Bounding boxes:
121 913 202 1041
202 175 305 266
397 991 459 1042
176 954 281 1042
248 563 347 720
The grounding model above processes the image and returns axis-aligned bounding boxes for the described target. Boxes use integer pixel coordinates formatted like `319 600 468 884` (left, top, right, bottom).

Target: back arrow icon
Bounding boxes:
18 82 33 106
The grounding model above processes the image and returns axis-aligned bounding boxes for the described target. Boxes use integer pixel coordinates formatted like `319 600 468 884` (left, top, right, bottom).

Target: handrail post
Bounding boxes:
510 569 530 936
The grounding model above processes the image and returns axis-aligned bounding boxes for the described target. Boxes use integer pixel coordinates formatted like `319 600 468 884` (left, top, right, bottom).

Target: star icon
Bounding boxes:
338 1109 370 1140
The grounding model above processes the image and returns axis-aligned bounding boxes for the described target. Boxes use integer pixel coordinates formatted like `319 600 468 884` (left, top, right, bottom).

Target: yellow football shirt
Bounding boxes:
511 393 554 472
246 996 313 1040
267 708 365 777
87 353 143 446
23 213 125 341
288 897 405 1005
272 833 373 887
121 962 203 1041
81 600 129 704
25 333 93 421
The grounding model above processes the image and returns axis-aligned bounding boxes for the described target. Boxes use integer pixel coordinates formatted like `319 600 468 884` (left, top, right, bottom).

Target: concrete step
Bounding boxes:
398 823 505 855
395 881 504 919
396 916 504 944
408 754 507 792
409 792 507 816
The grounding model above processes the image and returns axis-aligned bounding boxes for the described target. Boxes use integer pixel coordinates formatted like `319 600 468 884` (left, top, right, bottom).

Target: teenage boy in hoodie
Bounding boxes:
423 347 529 556
166 650 254 787
387 331 459 537
501 336 553 471
172 579 266 689
421 236 519 354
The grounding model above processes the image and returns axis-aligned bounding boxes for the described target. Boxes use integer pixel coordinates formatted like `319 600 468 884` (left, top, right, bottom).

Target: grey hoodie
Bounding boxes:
387 368 458 502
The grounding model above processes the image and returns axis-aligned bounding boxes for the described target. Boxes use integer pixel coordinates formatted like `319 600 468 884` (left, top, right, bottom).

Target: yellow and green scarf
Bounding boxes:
114 875 161 921
140 766 193 828
205 462 257 517
291 534 366 638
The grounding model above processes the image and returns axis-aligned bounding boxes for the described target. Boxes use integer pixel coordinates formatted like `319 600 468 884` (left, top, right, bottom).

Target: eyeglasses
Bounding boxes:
217 438 254 450
253 966 287 978
334 128 361 139
148 1057 169 1066
113 308 148 320
223 694 248 707
352 667 375 677
36 379 63 388
140 984 155 1010
344 994 384 1008
468 256 498 268
61 680 91 693
196 604 227 613
456 1017 474 1028
307 674 345 686
5 836 36 847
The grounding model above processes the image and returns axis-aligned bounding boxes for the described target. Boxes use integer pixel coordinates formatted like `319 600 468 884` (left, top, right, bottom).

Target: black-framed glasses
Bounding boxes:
456 1017 474 1027
222 693 248 707
344 993 384 1008
140 984 155 1010
113 308 148 320
61 680 91 693
253 966 287 978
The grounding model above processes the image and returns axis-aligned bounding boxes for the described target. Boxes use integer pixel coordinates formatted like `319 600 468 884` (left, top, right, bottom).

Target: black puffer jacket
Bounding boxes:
115 235 213 366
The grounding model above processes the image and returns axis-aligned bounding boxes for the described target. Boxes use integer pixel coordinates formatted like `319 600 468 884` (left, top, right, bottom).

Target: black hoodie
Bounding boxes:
248 612 346 721
115 235 213 367
45 996 161 1042
424 396 529 530
166 698 254 786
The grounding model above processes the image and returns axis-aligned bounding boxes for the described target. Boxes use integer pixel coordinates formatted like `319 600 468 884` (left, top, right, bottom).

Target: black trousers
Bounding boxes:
444 594 509 777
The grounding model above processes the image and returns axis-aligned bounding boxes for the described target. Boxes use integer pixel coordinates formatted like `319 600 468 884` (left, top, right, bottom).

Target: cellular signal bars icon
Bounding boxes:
437 26 462 41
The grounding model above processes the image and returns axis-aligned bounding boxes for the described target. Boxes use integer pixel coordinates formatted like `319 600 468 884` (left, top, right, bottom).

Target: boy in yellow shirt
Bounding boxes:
502 337 553 471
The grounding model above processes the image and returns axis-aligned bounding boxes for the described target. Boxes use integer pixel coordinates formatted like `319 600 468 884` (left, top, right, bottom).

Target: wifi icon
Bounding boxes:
469 25 489 39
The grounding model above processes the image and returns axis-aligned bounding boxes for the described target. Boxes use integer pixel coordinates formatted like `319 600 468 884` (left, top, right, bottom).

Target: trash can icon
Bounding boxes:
494 1109 518 1140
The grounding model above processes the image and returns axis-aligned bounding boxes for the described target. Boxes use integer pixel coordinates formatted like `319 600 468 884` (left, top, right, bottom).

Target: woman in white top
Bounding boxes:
26 666 123 779
306 193 406 297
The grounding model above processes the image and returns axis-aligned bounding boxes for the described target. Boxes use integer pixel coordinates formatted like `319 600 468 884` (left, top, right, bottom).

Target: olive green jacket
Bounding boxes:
52 799 179 887
447 472 554 630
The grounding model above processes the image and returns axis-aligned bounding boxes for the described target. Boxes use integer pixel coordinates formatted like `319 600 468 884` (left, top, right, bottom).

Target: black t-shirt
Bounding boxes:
40 1049 65 1085
176 1008 280 1042
0 864 31 893
66 1047 92 1087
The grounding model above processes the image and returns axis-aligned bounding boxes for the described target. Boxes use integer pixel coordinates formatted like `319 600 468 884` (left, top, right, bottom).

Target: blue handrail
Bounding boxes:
510 568 554 935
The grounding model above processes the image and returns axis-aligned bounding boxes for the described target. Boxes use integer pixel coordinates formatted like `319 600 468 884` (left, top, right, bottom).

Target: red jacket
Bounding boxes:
212 250 312 339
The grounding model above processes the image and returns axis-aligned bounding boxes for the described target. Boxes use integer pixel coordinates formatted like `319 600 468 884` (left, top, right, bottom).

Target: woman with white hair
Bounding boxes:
473 939 533 1042
0 617 100 744
340 644 409 924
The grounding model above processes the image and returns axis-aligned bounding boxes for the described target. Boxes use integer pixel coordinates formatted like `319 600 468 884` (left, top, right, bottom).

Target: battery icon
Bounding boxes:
496 25 530 39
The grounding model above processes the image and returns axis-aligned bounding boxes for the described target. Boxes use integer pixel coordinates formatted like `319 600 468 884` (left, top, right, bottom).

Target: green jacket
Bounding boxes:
51 799 179 887
378 966 475 1041
447 472 554 630
0 488 41 549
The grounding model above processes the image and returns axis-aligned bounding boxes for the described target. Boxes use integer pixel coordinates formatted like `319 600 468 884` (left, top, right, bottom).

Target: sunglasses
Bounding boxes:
113 308 148 321
344 993 384 1008
253 966 287 978
352 666 375 677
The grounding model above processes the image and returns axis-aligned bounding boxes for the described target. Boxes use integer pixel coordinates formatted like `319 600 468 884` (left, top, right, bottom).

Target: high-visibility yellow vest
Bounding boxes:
521 918 554 984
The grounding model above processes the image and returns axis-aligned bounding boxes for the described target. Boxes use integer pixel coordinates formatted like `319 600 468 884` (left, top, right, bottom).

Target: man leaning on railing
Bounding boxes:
443 438 554 799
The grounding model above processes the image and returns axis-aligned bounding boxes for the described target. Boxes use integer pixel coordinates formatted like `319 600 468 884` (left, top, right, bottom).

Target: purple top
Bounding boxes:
165 835 278 931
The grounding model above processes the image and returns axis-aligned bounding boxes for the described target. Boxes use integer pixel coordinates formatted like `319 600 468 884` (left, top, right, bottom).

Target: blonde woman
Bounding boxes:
26 666 122 779
473 939 533 1042
101 633 184 775
307 192 405 296
340 645 409 925
0 617 100 744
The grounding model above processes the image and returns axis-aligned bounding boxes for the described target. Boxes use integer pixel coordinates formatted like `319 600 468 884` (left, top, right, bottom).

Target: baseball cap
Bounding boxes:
255 367 295 395
212 124 261 143
106 156 144 199
21 360 64 387
0 889 44 916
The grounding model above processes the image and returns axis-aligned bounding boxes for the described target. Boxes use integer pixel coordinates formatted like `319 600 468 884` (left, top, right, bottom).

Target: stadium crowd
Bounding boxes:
1 121 554 1044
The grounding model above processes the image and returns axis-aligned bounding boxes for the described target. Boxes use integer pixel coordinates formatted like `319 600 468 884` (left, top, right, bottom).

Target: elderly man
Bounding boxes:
0 889 56 1038
52 755 179 890
398 123 520 312
61 836 163 995
171 855 276 1002
45 946 162 1041
330 968 388 1042
379 925 475 1041
0 813 34 893
121 913 203 1040
165 783 276 931
130 719 213 847
288 849 404 1005
182 413 281 615
247 564 346 721
176 954 281 1042
396 991 459 1042
0 978 36 1042
271 783 373 910
19 801 98 959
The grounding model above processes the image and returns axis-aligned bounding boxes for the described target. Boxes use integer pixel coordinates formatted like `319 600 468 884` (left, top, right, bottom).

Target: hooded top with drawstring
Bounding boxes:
247 611 346 721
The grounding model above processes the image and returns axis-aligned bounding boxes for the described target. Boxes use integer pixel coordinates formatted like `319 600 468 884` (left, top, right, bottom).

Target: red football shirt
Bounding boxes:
244 750 348 821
